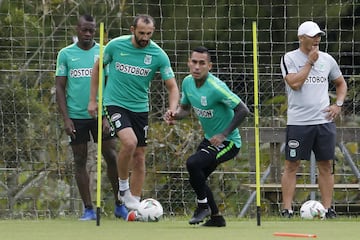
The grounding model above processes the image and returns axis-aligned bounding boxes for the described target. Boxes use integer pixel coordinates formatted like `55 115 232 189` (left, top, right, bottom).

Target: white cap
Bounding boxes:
297 21 325 37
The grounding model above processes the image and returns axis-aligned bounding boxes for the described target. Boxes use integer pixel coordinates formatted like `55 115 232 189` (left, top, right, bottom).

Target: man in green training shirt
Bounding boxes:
88 14 179 211
164 46 249 227
56 14 127 220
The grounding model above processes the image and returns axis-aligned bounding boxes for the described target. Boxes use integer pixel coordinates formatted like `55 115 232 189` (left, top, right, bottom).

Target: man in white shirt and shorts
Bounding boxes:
280 21 347 219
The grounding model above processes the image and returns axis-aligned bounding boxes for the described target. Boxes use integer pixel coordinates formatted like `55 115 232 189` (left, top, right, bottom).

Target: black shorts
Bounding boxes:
197 138 240 165
104 105 148 147
285 122 336 161
70 118 113 145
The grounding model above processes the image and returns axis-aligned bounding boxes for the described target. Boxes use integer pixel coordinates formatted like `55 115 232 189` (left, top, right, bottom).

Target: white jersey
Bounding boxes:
280 49 342 125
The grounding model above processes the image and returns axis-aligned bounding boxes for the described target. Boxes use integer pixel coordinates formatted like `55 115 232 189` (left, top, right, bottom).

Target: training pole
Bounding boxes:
252 21 261 226
96 22 105 226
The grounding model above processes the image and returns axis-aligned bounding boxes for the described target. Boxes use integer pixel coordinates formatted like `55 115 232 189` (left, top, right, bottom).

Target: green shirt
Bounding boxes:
55 42 99 119
181 73 242 147
103 35 175 112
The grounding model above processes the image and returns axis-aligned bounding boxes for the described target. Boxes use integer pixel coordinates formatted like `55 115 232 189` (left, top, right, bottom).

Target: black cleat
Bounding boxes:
189 206 211 225
325 208 337 219
202 215 226 227
281 209 294 218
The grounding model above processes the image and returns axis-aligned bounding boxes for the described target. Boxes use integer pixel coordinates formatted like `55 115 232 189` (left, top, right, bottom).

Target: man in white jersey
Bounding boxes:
164 46 249 227
280 21 347 218
56 15 128 220
88 14 179 211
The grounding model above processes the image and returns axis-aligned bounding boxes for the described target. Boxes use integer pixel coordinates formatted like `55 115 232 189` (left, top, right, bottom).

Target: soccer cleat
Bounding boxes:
325 208 337 219
188 206 211 225
114 203 128 220
202 215 226 227
119 189 140 210
79 208 96 221
281 209 294 218
126 210 141 221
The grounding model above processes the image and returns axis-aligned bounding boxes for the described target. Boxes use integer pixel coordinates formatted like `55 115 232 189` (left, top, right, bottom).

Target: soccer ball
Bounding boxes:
137 198 164 222
300 200 326 219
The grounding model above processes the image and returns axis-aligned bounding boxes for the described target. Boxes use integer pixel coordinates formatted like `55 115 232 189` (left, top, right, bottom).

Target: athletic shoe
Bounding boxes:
119 189 140 210
189 206 211 225
79 208 96 221
202 215 226 227
126 210 141 221
114 203 128 220
325 208 337 219
281 209 294 218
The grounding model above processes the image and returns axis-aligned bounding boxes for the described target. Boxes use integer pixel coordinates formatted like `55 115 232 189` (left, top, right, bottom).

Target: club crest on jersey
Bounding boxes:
201 96 207 106
144 55 152 65
316 60 326 72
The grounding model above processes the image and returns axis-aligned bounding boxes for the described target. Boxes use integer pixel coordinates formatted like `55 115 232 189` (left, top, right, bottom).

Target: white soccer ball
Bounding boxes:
300 200 326 219
137 198 164 222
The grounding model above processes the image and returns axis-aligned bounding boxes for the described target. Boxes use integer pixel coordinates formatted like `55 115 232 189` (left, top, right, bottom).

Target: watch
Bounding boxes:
336 101 344 107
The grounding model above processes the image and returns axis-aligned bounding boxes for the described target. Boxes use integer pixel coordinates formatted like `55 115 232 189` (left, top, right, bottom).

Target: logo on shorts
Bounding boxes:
111 113 121 121
115 120 121 128
290 149 297 158
288 140 299 148
111 113 122 129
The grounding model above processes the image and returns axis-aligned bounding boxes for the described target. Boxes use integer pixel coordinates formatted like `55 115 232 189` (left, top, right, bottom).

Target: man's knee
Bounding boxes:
186 154 202 172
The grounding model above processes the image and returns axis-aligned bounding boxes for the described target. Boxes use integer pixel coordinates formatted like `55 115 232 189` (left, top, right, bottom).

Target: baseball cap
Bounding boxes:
297 21 325 37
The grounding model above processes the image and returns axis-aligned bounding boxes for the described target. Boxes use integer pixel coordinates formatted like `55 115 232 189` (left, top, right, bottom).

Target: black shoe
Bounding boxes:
281 209 294 218
202 215 226 227
325 208 337 219
189 206 211 225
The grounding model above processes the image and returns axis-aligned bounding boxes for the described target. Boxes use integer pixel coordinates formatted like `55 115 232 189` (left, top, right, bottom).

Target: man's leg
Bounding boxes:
186 150 214 224
102 138 128 219
281 159 300 215
116 128 140 210
317 160 334 209
72 143 92 208
102 138 119 201
72 143 96 220
129 147 146 198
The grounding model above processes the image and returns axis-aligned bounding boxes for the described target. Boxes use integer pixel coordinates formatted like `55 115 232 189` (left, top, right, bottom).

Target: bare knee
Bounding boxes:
317 160 332 175
283 160 300 174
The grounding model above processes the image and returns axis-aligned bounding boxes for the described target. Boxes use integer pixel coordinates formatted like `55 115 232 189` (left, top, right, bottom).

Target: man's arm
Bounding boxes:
88 59 100 117
163 103 191 124
163 77 180 124
323 75 348 120
334 75 347 105
164 77 180 112
209 101 249 147
285 46 319 90
55 76 75 138
174 104 191 120
222 101 250 137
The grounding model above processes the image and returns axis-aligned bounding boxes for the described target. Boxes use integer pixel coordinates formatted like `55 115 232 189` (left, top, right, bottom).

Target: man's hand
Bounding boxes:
88 101 98 118
209 134 226 147
64 118 76 138
163 109 177 125
323 104 342 121
308 46 319 64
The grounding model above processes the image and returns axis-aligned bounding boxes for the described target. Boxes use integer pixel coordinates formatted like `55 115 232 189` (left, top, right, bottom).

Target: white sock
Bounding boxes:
119 178 129 192
197 198 208 204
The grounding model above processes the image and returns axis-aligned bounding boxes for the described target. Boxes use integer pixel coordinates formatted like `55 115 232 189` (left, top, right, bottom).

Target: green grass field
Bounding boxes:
1 217 359 240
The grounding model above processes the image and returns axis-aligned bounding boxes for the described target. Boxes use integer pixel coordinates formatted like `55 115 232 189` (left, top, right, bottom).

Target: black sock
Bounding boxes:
198 202 209 209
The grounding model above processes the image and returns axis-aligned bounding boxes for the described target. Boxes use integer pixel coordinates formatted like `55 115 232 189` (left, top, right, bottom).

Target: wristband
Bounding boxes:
307 60 314 66
336 101 343 107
